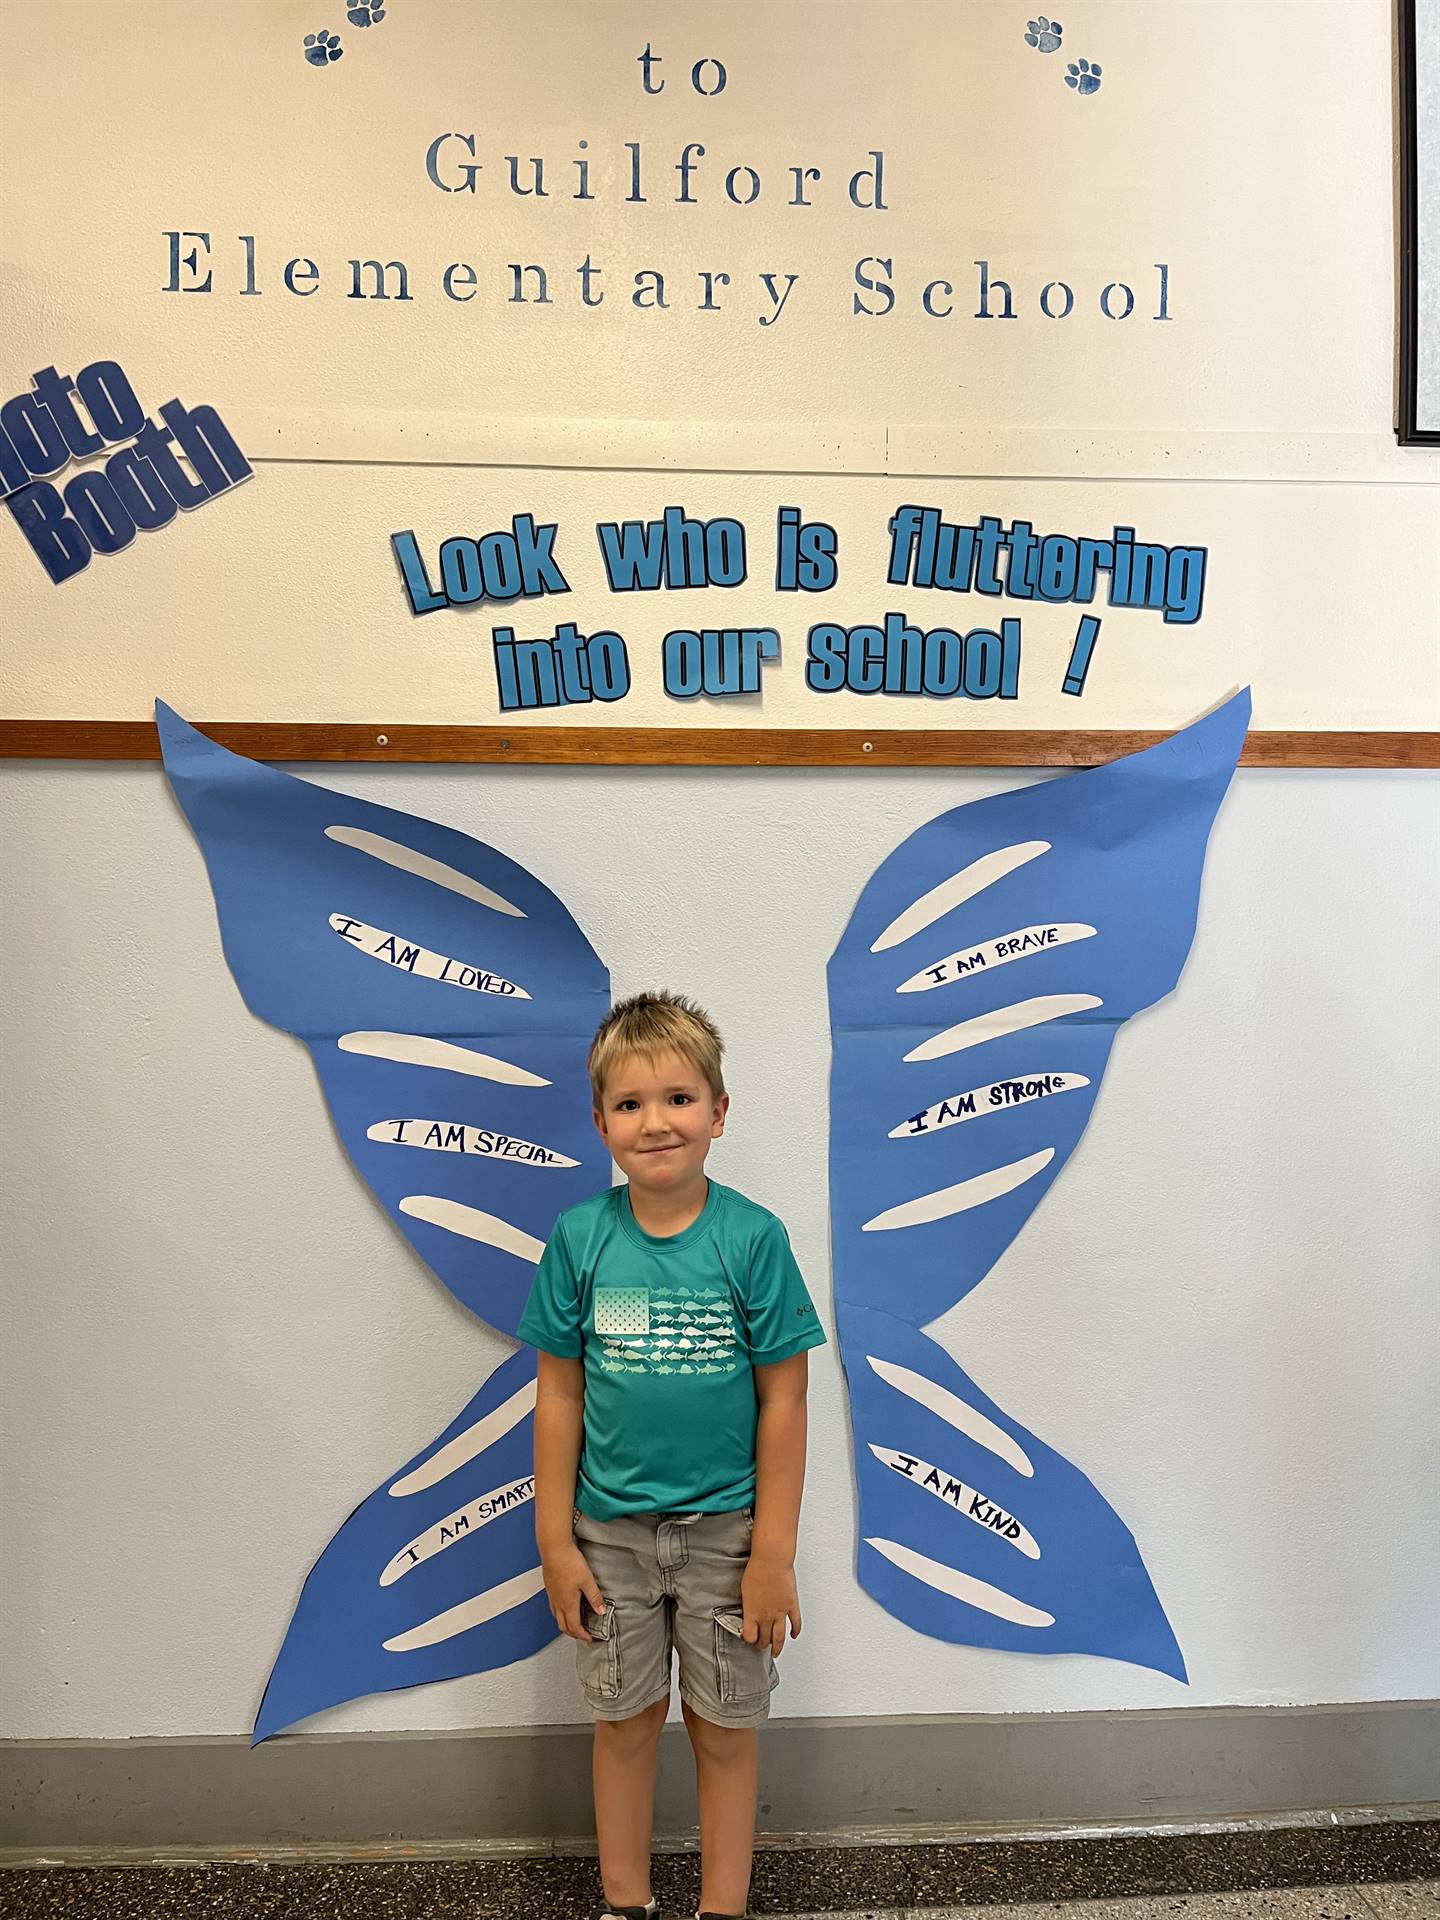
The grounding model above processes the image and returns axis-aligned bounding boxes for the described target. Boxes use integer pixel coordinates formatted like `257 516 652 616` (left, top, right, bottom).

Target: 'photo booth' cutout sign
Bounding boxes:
827 690 1250 1679
157 703 608 1737
1 362 250 583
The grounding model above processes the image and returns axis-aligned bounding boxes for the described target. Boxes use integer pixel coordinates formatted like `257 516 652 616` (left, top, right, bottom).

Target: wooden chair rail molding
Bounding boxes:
1 721 1436 769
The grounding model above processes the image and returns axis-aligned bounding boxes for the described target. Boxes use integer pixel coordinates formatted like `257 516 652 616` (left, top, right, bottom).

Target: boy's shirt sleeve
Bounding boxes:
516 1217 584 1359
744 1216 828 1365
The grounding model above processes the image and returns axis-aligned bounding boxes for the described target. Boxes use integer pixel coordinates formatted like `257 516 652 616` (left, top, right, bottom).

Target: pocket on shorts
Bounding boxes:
577 1599 621 1703
712 1608 777 1708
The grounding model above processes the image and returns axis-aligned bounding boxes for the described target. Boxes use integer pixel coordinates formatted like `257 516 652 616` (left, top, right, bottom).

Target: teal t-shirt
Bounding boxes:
517 1180 826 1519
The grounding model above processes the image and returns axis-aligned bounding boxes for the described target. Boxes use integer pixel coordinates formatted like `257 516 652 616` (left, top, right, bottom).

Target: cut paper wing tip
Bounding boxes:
865 1536 1056 1629
388 1378 539 1498
901 995 1104 1061
324 826 528 920
336 1033 552 1088
869 841 1052 954
861 1147 1055 1232
864 1354 1035 1477
397 1195 547 1263
381 1566 548 1653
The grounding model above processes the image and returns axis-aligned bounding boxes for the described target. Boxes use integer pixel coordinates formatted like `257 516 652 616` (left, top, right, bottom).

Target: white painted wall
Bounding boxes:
2 760 1436 1740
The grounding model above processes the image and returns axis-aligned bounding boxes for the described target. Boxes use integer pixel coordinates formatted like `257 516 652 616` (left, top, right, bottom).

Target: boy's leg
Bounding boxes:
680 1698 758 1917
669 1510 778 1919
594 1697 669 1910
573 1511 674 1913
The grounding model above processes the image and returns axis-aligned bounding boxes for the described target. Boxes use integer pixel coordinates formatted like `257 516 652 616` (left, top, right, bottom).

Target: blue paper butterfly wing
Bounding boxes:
841 1304 1187 1679
156 704 610 1734
157 702 608 1332
253 1348 554 1741
828 693 1249 1678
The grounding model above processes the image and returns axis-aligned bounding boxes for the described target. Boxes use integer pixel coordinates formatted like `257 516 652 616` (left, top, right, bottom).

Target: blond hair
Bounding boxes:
588 991 725 1106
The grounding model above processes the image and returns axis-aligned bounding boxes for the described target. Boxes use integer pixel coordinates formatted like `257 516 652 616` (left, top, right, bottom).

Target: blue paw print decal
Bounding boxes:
1025 16 1063 52
347 0 386 25
303 28 343 65
1066 57 1102 95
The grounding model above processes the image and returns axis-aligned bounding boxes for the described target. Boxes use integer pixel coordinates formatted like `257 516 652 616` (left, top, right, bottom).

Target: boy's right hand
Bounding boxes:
542 1543 606 1641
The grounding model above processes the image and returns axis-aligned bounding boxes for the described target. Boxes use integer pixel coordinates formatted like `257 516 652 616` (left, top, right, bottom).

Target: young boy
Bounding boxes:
518 992 826 1920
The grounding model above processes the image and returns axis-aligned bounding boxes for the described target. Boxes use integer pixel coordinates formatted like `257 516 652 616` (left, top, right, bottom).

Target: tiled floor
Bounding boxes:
827 1886 1440 1920
1 1824 1435 1919
1 1875 1437 1919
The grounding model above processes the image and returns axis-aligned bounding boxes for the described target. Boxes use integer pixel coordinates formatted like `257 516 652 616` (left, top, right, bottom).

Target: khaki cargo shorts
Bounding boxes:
572 1506 779 1729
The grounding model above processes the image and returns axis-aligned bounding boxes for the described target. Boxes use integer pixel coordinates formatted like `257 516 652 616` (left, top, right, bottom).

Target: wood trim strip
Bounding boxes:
1 721 1436 768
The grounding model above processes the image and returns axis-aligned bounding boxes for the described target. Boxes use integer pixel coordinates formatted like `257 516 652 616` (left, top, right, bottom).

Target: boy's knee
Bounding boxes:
681 1697 756 1759
595 1696 668 1751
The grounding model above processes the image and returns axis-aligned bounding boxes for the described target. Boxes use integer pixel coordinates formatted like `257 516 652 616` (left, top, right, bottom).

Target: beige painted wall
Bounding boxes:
2 1 1436 729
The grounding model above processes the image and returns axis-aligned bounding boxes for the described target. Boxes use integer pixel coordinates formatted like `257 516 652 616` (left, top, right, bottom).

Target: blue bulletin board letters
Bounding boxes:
0 362 251 583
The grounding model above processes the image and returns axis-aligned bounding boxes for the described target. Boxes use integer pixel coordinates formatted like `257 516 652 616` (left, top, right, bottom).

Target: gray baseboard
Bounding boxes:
4 1702 1438 1857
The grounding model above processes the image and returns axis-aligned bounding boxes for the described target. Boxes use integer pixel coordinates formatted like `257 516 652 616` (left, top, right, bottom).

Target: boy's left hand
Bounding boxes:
742 1554 802 1656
